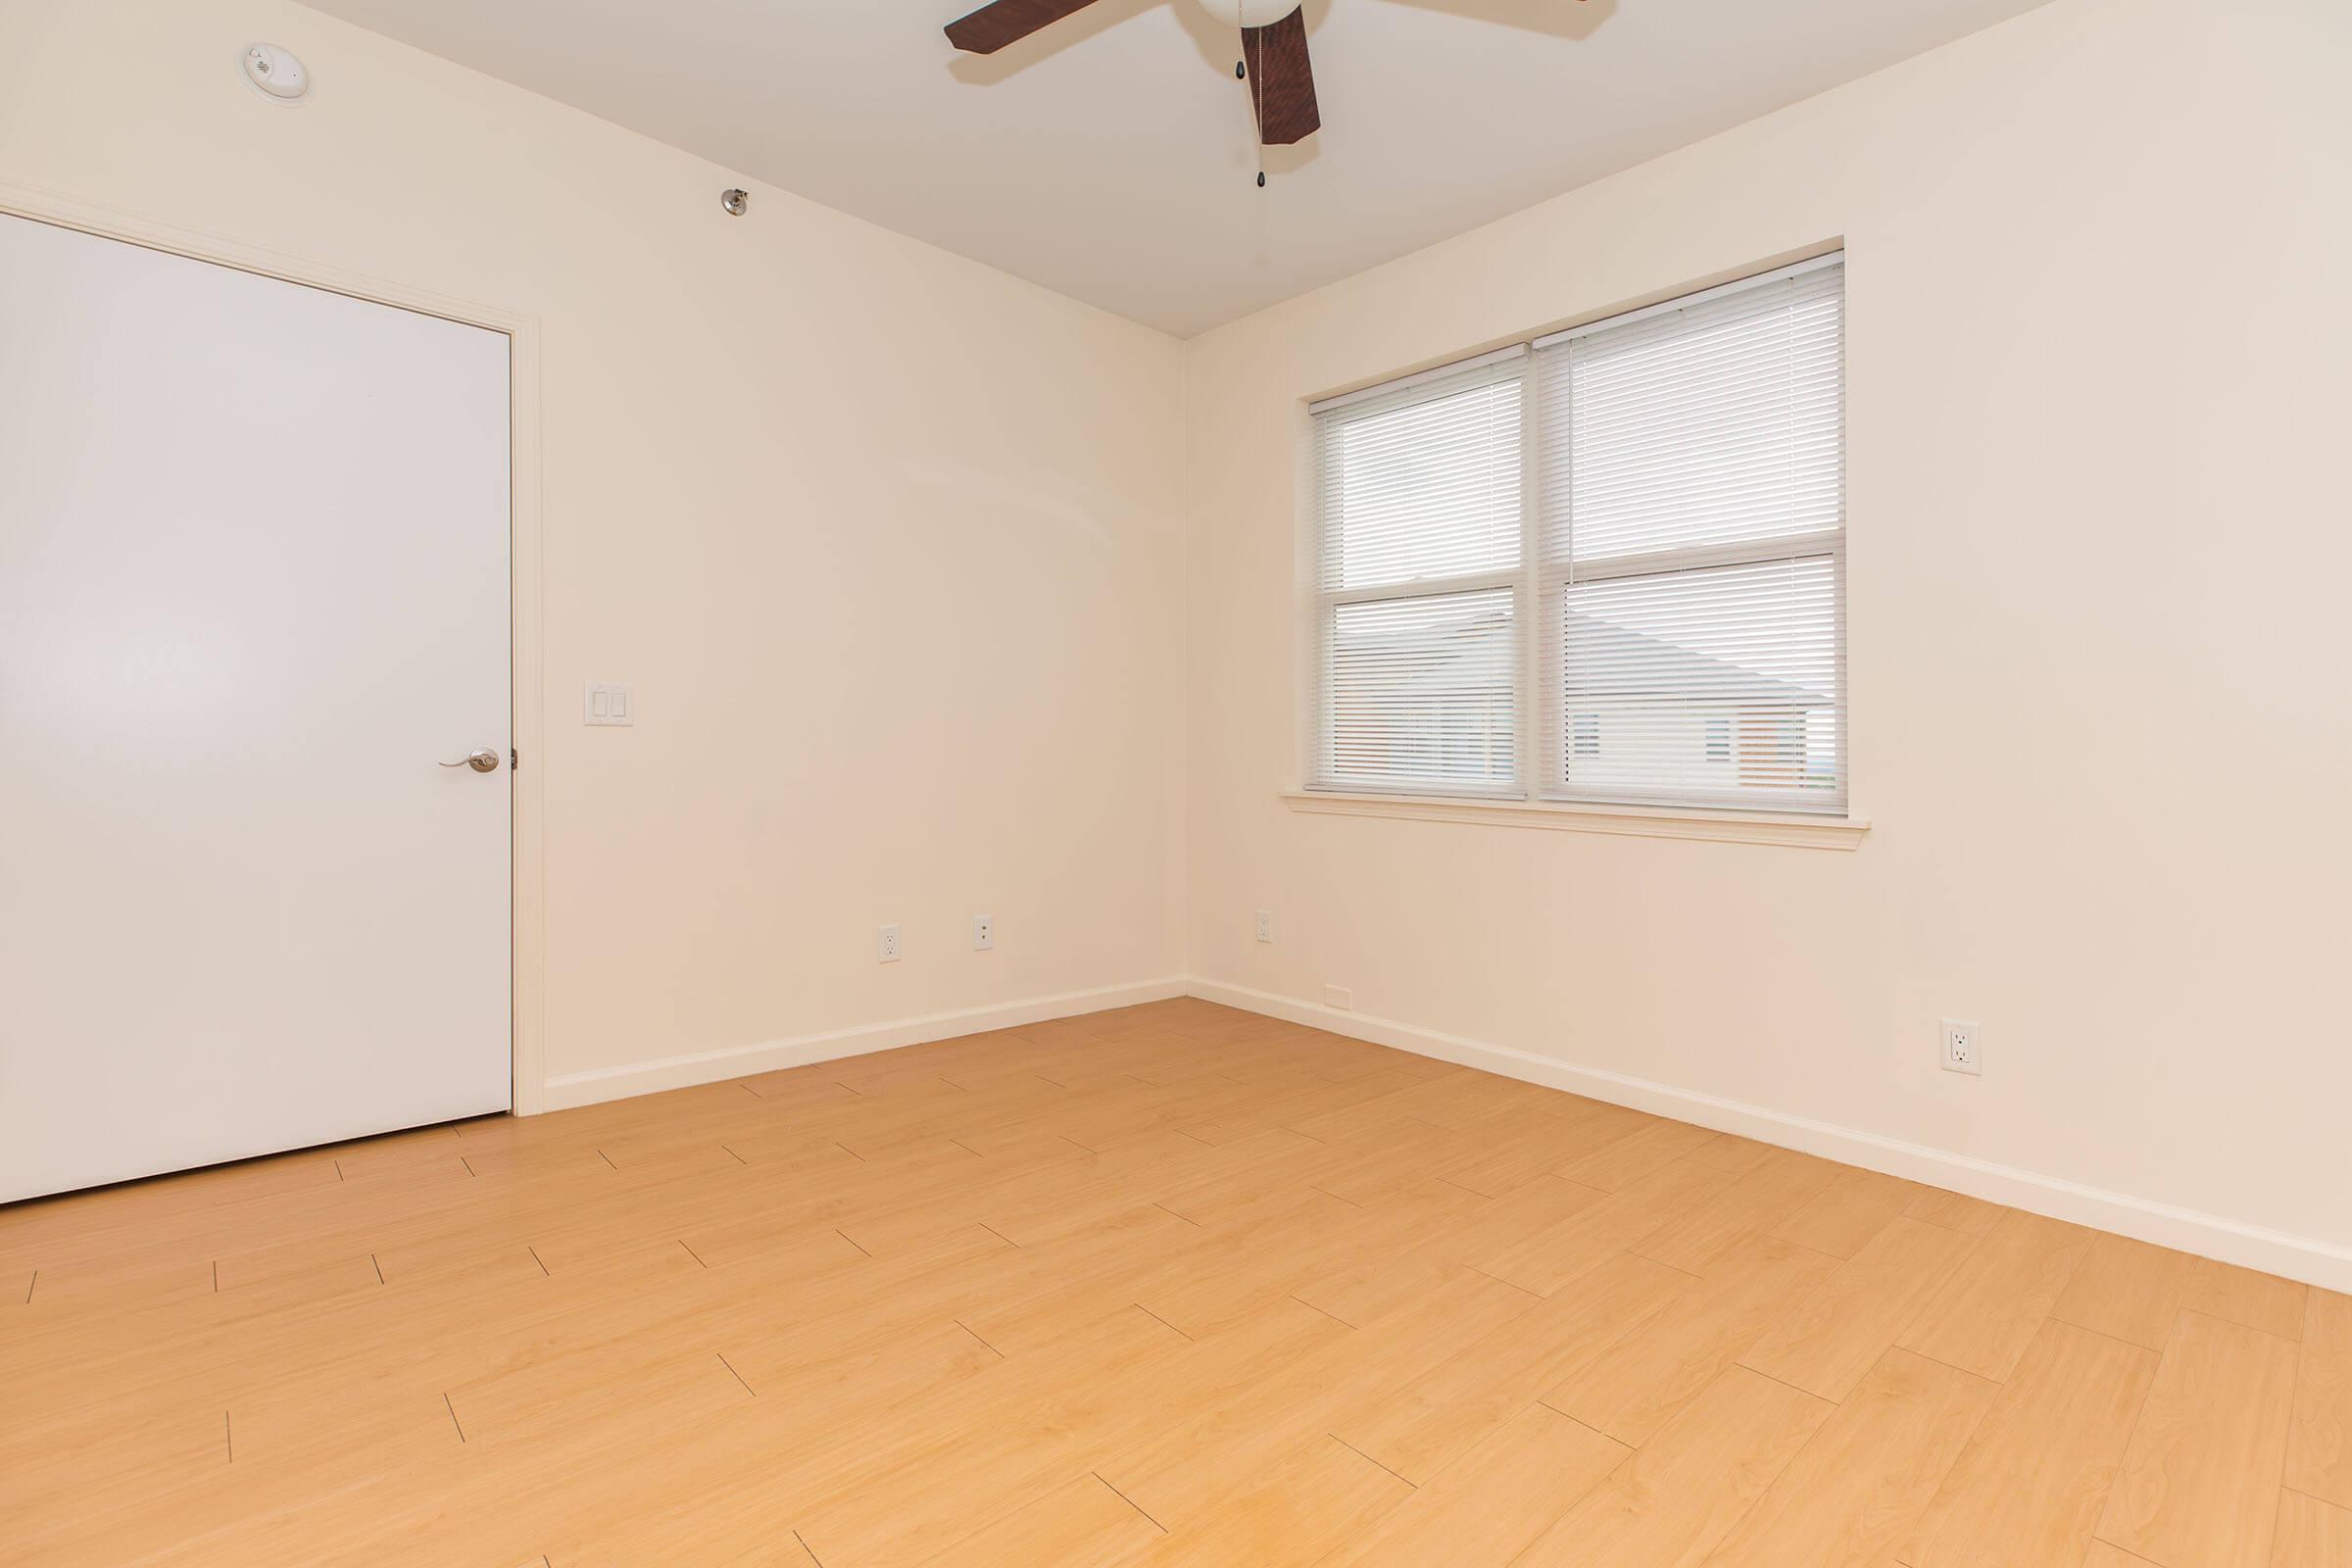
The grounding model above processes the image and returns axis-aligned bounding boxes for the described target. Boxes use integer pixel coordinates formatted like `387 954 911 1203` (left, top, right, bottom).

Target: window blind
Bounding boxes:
1304 254 1846 814
1537 258 1844 810
1311 352 1525 794
1537 260 1844 564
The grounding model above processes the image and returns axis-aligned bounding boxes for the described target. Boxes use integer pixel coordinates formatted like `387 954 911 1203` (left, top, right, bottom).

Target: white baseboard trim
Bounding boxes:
1186 976 2352 1294
538 976 1189 1112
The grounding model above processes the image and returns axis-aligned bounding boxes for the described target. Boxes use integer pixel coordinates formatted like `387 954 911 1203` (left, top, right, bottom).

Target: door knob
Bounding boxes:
440 747 501 773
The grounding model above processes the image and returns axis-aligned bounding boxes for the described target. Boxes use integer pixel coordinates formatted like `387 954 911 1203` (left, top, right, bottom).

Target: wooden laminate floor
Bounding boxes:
3 999 2346 1566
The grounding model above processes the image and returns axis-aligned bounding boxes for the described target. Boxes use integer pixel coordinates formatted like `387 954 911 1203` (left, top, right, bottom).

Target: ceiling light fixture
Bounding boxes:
1186 0 1295 23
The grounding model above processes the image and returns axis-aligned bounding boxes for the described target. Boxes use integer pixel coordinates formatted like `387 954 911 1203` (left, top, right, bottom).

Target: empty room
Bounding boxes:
3 0 2348 1563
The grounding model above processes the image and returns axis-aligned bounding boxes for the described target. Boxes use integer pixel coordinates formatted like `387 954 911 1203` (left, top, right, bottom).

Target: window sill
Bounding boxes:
1280 790 1872 850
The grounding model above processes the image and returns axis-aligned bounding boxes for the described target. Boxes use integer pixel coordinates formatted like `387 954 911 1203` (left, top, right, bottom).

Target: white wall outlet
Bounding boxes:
1940 1018 1982 1075
584 681 632 726
1255 909 1273 944
877 923 902 963
1324 985 1352 1011
971 914 994 951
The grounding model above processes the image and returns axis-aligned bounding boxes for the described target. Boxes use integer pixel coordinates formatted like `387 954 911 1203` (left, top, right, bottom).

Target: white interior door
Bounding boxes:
0 213 513 1203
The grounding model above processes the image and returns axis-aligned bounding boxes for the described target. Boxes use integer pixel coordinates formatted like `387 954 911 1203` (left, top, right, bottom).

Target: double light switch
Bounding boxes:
584 682 632 726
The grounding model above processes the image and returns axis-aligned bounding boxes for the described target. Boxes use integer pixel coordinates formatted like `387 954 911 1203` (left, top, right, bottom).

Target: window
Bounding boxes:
1312 354 1524 796
1308 255 1845 813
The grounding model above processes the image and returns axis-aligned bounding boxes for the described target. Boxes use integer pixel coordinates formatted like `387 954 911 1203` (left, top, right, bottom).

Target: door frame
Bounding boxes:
0 177 551 1115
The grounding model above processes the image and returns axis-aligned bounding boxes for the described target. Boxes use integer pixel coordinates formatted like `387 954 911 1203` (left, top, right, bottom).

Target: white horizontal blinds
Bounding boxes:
1326 590 1517 790
1537 258 1846 810
1558 558 1841 806
1304 258 1847 811
1317 358 1523 592
1539 260 1844 564
1313 356 1524 793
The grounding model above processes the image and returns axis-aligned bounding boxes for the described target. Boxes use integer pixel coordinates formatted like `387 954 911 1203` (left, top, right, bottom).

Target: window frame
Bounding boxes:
1305 347 1534 801
1304 253 1848 819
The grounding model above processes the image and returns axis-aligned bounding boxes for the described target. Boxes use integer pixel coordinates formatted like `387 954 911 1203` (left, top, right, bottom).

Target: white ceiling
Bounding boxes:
297 0 2050 337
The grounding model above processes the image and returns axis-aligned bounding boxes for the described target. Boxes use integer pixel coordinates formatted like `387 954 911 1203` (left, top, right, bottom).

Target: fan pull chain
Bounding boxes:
1240 2 1265 188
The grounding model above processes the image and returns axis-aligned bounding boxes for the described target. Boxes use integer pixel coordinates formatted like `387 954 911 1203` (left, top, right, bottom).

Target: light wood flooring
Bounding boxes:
3 999 2346 1566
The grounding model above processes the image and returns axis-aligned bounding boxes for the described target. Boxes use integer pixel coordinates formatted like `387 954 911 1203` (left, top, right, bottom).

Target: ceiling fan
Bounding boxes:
944 0 1587 152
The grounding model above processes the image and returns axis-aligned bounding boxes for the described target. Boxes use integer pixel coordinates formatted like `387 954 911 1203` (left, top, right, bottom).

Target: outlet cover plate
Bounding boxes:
1940 1018 1982 1075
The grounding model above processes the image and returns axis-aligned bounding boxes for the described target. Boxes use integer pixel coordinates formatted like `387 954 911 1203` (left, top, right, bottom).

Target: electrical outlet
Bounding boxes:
877 923 902 963
1940 1018 1981 1075
971 914 994 951
1255 909 1273 944
1324 985 1352 1011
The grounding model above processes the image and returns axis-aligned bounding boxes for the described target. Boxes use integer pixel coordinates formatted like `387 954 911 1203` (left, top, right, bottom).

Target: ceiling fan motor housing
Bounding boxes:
1190 0 1299 24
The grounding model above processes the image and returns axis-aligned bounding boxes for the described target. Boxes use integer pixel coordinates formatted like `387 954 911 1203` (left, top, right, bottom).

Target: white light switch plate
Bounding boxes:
584 681 632 726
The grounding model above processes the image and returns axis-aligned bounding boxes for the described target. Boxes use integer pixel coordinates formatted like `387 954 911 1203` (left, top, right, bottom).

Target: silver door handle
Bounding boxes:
440 747 501 773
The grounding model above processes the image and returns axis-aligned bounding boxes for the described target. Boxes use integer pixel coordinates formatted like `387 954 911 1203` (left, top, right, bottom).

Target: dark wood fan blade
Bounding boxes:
1243 7 1320 145
944 0 1103 54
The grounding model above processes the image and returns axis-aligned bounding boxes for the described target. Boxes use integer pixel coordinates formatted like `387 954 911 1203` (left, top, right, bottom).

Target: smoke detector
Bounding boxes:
240 44 312 104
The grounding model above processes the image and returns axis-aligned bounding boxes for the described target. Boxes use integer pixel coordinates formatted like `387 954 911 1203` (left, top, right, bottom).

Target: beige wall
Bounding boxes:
0 0 1191 1098
1183 0 2352 1265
